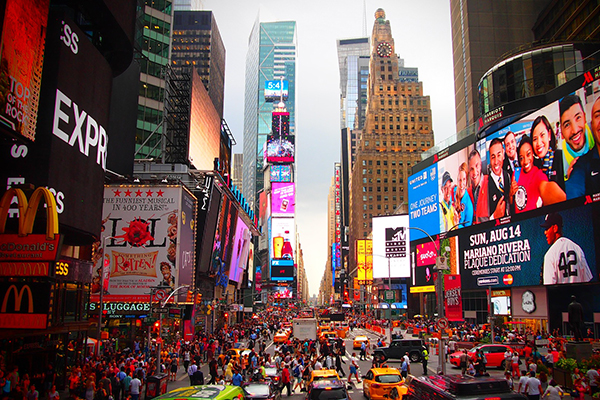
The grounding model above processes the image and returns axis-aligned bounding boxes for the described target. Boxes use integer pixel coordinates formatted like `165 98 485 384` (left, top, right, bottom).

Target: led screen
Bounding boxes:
273 286 293 298
228 216 252 283
269 218 295 262
270 165 292 182
266 135 295 164
372 215 410 278
272 112 290 136
271 259 294 281
264 80 288 102
271 182 295 217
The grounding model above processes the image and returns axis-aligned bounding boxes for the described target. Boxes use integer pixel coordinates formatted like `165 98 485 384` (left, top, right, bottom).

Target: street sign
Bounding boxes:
152 307 168 314
384 290 395 302
155 289 167 301
437 317 449 330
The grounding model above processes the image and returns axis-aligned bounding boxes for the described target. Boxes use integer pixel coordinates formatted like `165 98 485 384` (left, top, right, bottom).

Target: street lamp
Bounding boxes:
97 235 117 354
155 284 190 373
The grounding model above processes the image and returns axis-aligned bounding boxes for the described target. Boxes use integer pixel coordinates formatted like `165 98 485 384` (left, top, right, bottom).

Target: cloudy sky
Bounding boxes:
201 0 456 296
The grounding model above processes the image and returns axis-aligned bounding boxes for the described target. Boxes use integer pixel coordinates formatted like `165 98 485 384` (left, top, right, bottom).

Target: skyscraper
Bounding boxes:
135 0 173 159
242 20 297 211
172 10 225 119
348 9 434 274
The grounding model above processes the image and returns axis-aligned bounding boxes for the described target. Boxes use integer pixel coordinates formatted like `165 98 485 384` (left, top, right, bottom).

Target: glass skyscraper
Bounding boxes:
337 38 370 131
242 20 297 211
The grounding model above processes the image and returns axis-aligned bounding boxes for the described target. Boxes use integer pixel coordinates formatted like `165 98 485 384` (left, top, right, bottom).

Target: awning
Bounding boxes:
341 303 352 308
391 303 405 309
377 303 390 309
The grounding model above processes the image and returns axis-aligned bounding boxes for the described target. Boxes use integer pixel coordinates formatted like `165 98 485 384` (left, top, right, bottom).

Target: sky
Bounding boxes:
201 0 456 296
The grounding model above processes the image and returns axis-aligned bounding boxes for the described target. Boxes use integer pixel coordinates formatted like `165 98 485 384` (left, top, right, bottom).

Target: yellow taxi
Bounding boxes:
317 325 332 336
225 348 251 362
353 335 370 350
362 367 407 400
308 369 340 386
273 331 288 344
319 331 338 343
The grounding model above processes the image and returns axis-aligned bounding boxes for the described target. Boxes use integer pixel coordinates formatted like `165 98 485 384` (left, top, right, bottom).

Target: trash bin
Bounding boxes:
145 373 168 400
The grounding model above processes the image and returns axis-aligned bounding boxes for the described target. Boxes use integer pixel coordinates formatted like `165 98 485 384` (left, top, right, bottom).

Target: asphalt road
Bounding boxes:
162 328 508 399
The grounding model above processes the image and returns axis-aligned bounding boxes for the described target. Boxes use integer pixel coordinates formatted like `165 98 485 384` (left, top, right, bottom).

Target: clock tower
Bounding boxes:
348 9 435 285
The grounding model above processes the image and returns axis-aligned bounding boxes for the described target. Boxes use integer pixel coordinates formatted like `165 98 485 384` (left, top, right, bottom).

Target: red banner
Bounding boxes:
444 274 463 321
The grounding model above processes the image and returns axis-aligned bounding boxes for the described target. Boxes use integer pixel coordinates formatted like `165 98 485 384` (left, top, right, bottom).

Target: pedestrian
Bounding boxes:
187 360 198 385
169 356 178 382
183 350 191 373
526 371 542 400
542 379 564 400
334 351 346 377
360 341 367 361
281 364 292 396
459 349 468 375
517 370 529 397
400 358 409 379
421 346 429 376
231 369 243 387
512 352 520 379
26 384 38 400
130 375 141 400
48 385 59 400
122 371 132 400
348 353 361 384
208 358 218 384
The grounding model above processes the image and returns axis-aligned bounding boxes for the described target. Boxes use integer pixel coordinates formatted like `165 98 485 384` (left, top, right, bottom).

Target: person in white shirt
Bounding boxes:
130 376 141 400
517 370 529 395
587 367 600 395
504 349 513 373
542 379 564 400
526 371 542 400
313 359 322 371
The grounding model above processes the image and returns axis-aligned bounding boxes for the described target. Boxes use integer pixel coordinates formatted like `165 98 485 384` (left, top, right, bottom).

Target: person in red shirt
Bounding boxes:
281 364 292 396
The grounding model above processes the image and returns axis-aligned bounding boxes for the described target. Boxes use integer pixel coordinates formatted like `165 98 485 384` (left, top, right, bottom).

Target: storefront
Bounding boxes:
510 287 549 334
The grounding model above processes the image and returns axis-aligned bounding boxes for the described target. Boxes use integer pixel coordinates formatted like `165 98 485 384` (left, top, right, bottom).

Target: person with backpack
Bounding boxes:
360 341 367 361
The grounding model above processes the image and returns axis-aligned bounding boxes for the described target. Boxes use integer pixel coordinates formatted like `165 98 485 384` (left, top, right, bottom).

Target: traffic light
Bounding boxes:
196 293 202 304
344 290 349 302
186 290 193 302
153 321 160 332
223 312 229 319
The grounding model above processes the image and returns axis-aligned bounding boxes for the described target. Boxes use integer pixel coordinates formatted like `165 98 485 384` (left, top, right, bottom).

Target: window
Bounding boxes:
377 195 381 201
362 169 367 175
368 160 373 165
363 204 367 210
377 161 381 166
363 178 367 184
362 187 366 192
377 187 381 192
369 187 373 192
384 178 388 183
377 205 381 210
363 196 367 201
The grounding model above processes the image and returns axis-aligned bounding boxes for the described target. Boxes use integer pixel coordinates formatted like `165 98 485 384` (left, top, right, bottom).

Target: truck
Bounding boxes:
292 317 318 341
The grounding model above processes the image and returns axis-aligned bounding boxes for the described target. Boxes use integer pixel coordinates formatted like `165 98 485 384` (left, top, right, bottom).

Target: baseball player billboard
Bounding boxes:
458 204 598 290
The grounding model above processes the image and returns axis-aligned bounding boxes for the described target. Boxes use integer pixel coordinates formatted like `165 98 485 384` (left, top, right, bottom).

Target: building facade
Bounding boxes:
348 9 434 280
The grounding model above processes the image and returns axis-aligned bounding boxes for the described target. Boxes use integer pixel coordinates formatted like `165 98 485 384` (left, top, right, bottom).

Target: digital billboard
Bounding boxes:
0 0 49 141
409 76 600 239
271 182 295 217
269 217 295 262
264 80 289 102
176 188 197 302
270 165 292 182
210 196 238 288
356 239 373 283
92 186 193 303
271 259 294 281
372 215 410 278
228 216 252 283
273 286 293 298
266 135 295 164
458 204 598 290
272 112 290 136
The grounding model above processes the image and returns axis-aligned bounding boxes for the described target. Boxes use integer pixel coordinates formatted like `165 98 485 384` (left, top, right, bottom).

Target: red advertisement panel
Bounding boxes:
444 274 463 321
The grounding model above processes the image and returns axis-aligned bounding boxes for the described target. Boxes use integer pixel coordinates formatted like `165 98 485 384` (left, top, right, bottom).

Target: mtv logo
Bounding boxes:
386 227 406 242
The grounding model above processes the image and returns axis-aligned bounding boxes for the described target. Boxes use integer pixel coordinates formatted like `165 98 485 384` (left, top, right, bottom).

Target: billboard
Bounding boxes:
444 275 463 321
270 165 292 182
264 80 288 102
272 112 290 136
409 76 600 240
176 188 197 302
273 286 293 298
228 216 252 283
92 186 195 302
458 204 598 290
356 239 373 283
210 196 238 288
271 182 295 217
372 215 410 278
0 0 50 141
189 68 221 170
266 135 295 164
196 176 222 275
271 259 294 281
269 217 295 262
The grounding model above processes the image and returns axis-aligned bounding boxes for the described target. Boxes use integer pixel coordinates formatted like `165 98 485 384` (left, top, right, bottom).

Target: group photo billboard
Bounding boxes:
372 215 410 278
271 182 295 217
92 186 195 302
458 204 599 290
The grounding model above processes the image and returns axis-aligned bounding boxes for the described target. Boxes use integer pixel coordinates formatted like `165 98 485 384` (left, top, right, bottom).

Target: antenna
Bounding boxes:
362 0 367 37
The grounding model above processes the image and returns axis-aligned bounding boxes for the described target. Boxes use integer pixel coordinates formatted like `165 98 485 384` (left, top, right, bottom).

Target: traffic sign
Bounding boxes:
437 317 449 330
155 289 167 301
152 307 168 314
384 290 395 303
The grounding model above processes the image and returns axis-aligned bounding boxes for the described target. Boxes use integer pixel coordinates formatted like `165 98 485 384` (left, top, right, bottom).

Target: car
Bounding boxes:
264 366 281 387
273 332 288 344
306 378 350 400
372 339 425 362
308 369 341 387
403 374 527 400
362 368 407 400
353 335 370 350
319 331 338 343
448 344 517 369
226 348 252 362
154 385 247 400
243 382 280 400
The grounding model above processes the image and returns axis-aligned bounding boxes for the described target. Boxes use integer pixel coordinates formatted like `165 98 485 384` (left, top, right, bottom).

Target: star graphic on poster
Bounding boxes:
156 190 164 197
135 190 143 197
113 189 121 197
124 190 132 197
146 189 153 197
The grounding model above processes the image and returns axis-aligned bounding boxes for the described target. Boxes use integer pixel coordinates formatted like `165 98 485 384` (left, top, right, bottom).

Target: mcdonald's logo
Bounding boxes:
0 282 49 329
0 187 61 264
0 187 59 239
1 284 33 313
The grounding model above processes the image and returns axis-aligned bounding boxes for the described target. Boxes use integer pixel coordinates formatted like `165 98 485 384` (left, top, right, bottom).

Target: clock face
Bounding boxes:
377 42 393 57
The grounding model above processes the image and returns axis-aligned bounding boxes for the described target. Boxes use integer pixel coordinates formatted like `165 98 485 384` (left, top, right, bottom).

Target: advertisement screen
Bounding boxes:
272 112 290 136
270 165 292 182
264 80 288 102
228 216 252 283
444 274 463 321
0 0 49 141
92 186 186 302
273 286 293 298
266 135 295 164
356 240 373 283
491 296 511 315
210 196 238 288
269 217 295 263
176 188 197 302
409 76 600 240
458 204 598 289
271 259 294 281
271 182 295 217
372 215 410 278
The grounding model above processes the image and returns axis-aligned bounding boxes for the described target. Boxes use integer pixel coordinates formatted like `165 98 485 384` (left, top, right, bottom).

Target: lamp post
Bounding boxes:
155 285 190 373
97 235 117 355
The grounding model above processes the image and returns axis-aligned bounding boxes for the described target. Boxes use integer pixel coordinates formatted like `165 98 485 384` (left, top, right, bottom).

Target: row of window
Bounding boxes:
361 168 409 175
139 82 165 102
362 186 404 192
143 14 171 36
141 37 169 58
364 140 430 147
373 124 430 132
374 114 428 122
363 177 404 183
